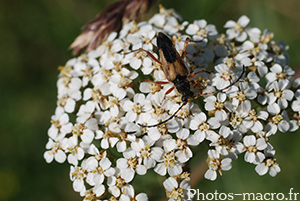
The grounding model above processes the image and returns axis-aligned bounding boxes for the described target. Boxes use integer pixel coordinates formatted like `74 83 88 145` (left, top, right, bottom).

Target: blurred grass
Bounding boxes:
0 0 299 200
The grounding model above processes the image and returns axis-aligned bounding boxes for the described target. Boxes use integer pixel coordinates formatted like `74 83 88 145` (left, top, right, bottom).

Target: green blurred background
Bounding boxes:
1 0 300 200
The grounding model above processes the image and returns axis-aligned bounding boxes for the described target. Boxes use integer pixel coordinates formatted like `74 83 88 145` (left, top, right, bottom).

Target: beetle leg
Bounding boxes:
142 80 170 85
142 80 174 98
164 86 175 98
188 70 212 79
180 37 191 59
130 48 162 65
180 37 204 59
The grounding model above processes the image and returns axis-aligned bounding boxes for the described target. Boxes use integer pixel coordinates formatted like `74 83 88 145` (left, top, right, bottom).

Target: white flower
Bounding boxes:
107 170 131 197
132 137 163 169
57 95 77 113
154 150 182 176
125 44 156 71
83 88 109 110
101 53 126 71
123 93 153 122
140 29 156 50
186 19 218 42
289 116 300 132
139 80 165 94
259 29 274 49
243 109 268 133
210 126 244 158
229 82 257 110
57 75 82 98
91 68 112 95
70 166 86 194
174 129 193 163
95 125 136 152
255 158 281 177
76 101 97 123
163 177 191 201
247 27 261 43
109 68 138 100
61 135 85 166
254 61 268 78
270 41 290 66
117 149 147 182
85 157 115 186
48 107 72 140
267 80 294 109
72 118 97 144
291 90 300 112
44 134 67 163
190 112 220 143
227 103 251 133
204 150 232 181
97 32 118 54
224 15 250 42
119 185 148 201
204 93 228 121
212 63 243 91
169 101 201 128
265 64 294 84
266 103 290 135
82 186 105 200
243 135 267 164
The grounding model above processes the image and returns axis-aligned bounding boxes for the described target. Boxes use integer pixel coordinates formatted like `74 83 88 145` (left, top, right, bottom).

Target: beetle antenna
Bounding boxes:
218 65 245 92
138 102 188 128
194 65 246 98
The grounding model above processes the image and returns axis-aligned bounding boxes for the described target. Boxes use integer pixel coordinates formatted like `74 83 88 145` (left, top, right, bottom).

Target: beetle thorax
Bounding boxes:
172 75 194 102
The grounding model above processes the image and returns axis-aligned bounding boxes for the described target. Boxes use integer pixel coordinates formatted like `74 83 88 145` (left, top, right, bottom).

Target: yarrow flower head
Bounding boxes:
45 4 299 200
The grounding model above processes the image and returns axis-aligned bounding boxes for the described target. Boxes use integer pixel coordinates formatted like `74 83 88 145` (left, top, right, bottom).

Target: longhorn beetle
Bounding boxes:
133 32 245 128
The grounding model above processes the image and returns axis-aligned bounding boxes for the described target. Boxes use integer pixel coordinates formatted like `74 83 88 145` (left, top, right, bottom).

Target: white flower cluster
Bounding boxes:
44 6 299 201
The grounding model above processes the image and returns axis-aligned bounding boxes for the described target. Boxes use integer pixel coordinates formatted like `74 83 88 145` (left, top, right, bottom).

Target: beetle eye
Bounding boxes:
181 96 187 102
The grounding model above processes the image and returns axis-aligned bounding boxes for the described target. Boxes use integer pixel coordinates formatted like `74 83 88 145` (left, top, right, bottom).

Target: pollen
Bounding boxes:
234 22 243 32
51 120 61 129
164 152 176 168
276 72 287 80
274 91 282 98
221 72 231 81
116 175 126 189
198 122 209 131
197 28 207 37
271 114 283 125
151 84 163 93
265 158 276 167
127 157 138 169
249 110 258 121
133 103 143 114
247 145 258 153
215 100 225 110
237 91 247 102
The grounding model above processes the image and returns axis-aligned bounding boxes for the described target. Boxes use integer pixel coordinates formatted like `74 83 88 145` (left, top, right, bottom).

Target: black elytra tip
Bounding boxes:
157 32 177 63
